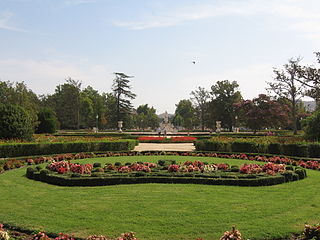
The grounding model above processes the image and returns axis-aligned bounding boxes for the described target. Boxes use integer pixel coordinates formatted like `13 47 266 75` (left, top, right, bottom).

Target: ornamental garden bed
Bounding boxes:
0 155 319 240
137 136 197 143
26 159 306 187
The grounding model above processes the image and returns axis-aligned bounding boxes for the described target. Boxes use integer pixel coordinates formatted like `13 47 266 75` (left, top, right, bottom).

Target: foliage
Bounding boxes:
0 139 138 158
268 58 305 134
302 110 320 140
304 224 320 240
137 136 197 143
190 86 210 130
36 108 58 133
0 155 319 239
210 80 242 131
0 80 40 127
48 78 82 129
0 104 34 140
112 72 136 127
220 227 242 240
0 224 9 240
134 104 159 130
173 99 195 129
235 94 289 132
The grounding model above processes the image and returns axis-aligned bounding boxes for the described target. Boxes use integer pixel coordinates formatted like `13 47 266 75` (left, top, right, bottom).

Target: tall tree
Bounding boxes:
295 52 320 109
135 104 159 130
0 80 40 128
210 80 242 131
112 72 136 129
190 86 210 131
235 94 289 133
173 99 195 130
52 78 82 129
268 58 305 135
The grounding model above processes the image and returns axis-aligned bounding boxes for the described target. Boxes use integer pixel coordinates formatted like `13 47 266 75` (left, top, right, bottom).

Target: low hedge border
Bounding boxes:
0 140 138 158
195 140 320 158
27 171 291 187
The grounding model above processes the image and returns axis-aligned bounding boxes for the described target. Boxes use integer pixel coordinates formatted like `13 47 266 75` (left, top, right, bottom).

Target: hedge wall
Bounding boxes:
28 172 287 187
0 140 138 158
195 140 320 158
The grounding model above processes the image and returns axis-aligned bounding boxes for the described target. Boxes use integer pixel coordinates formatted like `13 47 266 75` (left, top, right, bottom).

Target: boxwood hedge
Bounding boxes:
195 139 320 158
0 140 138 158
26 170 305 187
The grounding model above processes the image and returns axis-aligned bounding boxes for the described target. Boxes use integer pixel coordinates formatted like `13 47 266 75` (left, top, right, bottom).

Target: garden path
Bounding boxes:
134 143 195 152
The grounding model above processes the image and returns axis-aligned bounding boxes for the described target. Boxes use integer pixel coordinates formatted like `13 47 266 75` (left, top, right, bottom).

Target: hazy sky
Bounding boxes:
1 0 319 113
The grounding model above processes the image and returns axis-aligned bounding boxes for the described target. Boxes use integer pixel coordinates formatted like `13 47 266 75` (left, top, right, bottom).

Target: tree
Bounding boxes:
173 100 195 129
210 80 242 131
268 58 305 135
294 52 320 109
302 110 320 140
135 104 159 130
112 72 136 129
51 78 82 129
190 86 210 130
0 80 40 128
235 94 289 133
36 108 58 134
0 104 33 140
81 86 107 129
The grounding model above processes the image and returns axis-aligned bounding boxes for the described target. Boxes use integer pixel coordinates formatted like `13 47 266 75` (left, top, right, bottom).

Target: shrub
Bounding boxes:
0 140 138 158
295 168 307 180
308 144 320 158
304 224 320 240
93 163 102 168
267 143 281 154
0 104 34 140
231 141 258 153
302 110 320 141
281 144 308 157
26 167 36 178
36 108 58 134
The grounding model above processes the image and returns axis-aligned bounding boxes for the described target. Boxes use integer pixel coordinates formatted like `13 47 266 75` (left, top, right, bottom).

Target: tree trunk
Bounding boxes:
292 98 298 135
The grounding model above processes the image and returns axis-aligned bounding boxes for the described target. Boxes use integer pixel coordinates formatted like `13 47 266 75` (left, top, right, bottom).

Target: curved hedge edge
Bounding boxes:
26 171 305 187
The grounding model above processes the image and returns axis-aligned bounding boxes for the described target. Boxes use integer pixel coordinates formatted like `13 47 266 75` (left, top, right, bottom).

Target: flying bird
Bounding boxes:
192 61 196 64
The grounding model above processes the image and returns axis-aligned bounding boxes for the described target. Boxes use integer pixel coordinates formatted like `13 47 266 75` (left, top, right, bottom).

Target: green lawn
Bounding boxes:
0 155 319 240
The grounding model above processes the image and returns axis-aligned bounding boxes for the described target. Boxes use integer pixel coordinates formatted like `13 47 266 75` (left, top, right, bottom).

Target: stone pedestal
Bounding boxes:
118 121 123 133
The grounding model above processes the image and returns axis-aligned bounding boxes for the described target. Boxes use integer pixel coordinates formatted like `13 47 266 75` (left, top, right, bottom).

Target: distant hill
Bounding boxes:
303 101 316 112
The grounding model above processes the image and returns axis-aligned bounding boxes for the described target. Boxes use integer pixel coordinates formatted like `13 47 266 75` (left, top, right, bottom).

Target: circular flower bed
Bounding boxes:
26 159 306 187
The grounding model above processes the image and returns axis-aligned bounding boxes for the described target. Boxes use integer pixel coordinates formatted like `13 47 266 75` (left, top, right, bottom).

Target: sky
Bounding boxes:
1 0 320 113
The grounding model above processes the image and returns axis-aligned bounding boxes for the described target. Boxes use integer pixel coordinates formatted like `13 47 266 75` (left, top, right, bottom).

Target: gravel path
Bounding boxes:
134 143 195 152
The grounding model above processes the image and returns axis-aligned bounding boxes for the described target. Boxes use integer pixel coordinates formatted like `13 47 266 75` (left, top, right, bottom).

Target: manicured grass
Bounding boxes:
0 156 320 240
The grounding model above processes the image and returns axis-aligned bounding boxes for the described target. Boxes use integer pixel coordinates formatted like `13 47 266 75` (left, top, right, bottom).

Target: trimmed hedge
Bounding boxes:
195 140 320 158
28 172 288 187
0 140 138 158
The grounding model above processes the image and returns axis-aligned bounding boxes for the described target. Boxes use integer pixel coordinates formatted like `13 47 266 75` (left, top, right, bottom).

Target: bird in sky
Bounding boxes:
192 61 196 64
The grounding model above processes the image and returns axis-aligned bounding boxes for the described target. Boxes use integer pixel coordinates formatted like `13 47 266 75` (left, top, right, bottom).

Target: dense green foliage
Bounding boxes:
0 155 319 240
36 108 58 134
302 110 320 141
28 171 289 187
195 138 320 157
0 140 138 158
0 104 34 140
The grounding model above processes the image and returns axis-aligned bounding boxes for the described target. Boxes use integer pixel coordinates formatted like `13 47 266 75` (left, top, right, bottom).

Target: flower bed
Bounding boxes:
26 160 305 187
137 136 197 143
